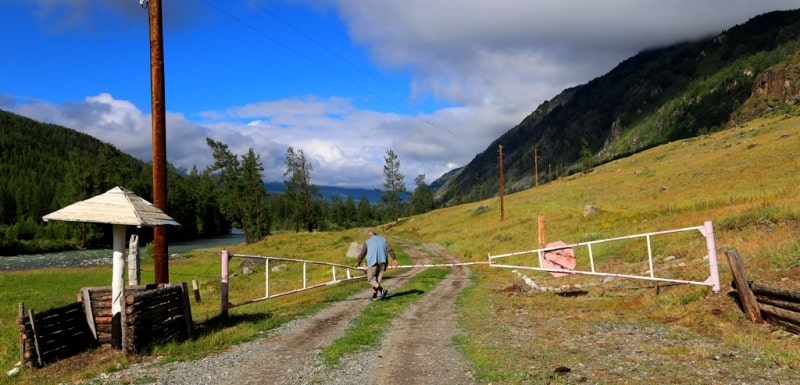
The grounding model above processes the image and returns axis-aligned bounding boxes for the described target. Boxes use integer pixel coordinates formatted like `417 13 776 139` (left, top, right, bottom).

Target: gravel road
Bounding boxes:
84 241 476 385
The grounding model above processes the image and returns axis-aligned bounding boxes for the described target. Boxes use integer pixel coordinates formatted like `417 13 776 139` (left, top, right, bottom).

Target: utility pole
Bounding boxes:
533 148 538 187
498 144 504 221
144 0 169 284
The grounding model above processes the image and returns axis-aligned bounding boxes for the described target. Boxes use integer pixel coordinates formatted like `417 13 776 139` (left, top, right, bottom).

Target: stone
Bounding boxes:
346 242 362 259
583 205 598 217
472 205 490 216
271 264 288 273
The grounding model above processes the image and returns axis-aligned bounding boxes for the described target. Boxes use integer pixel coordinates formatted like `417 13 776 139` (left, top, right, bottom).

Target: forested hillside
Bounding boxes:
435 9 800 204
0 111 396 255
0 110 229 254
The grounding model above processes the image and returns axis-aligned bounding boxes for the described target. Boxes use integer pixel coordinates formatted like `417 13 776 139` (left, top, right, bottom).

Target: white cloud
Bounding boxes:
5 1 799 190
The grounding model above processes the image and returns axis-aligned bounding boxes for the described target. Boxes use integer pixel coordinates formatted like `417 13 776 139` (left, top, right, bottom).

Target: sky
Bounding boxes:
1 0 798 190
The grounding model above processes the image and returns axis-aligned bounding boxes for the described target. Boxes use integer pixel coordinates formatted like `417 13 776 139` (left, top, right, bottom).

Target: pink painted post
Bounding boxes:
221 249 230 317
703 221 721 293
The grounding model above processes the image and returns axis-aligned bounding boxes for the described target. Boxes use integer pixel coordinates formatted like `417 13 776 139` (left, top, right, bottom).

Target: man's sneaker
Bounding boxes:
371 291 378 301
379 289 388 300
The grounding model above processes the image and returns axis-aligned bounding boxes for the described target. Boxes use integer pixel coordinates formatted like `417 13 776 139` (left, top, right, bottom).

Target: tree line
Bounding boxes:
0 110 435 255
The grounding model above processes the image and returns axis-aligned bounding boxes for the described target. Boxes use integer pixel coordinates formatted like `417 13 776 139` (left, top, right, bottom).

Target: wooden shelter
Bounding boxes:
42 186 179 348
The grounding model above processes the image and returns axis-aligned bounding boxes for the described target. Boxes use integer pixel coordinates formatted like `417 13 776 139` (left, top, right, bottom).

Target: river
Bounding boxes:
0 232 245 271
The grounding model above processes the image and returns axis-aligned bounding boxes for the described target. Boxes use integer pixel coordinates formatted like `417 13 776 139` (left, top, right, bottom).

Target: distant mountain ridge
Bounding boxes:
433 9 800 204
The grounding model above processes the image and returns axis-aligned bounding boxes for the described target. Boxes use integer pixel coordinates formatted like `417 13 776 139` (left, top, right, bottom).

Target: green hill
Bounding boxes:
435 9 800 204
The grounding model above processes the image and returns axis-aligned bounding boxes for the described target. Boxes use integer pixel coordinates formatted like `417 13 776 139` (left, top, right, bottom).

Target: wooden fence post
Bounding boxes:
18 302 24 364
221 250 230 317
724 247 763 323
192 279 201 303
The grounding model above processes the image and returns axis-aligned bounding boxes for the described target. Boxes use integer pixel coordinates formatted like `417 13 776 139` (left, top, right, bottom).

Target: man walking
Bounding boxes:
355 229 399 300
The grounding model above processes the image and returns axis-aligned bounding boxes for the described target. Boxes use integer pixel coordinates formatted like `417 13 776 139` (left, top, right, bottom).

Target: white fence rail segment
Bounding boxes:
392 262 490 269
218 221 720 316
220 250 364 314
488 221 721 293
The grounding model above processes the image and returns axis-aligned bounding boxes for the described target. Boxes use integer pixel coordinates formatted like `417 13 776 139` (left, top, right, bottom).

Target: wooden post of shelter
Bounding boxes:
111 224 126 348
127 234 140 286
724 247 763 323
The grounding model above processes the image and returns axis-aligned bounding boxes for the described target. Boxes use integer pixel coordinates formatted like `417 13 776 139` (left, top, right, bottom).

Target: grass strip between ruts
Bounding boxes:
320 267 449 366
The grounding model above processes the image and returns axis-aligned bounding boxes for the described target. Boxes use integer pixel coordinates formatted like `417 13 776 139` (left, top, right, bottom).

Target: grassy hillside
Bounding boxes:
437 9 800 205
1 115 798 384
402 114 798 265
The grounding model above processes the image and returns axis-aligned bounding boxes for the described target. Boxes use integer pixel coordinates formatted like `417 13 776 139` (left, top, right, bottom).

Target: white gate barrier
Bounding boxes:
488 220 720 293
220 221 721 314
220 251 364 316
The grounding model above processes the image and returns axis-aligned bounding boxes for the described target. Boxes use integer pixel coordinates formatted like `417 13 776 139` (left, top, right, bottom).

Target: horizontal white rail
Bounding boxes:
218 221 720 316
488 221 720 293
220 251 365 315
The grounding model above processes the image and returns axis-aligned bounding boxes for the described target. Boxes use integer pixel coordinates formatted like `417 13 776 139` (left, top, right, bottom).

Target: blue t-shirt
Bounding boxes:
363 235 390 266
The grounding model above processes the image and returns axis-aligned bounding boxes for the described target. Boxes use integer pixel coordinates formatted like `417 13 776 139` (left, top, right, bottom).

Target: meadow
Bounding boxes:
1 114 799 384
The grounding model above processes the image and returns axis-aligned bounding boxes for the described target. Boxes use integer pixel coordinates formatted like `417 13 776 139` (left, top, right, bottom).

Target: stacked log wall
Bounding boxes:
18 282 193 367
79 284 160 345
726 247 800 334
17 302 97 367
749 281 800 334
122 283 193 354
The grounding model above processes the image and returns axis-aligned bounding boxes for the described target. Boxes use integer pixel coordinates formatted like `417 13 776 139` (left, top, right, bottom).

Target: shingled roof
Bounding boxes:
43 186 180 227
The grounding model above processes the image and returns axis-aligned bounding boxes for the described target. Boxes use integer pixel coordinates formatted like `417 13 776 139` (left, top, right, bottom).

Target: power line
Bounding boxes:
196 0 450 134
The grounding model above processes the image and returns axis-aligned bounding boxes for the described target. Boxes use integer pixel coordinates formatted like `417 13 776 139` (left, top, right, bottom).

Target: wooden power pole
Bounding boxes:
498 144 504 221
146 0 169 284
534 148 538 187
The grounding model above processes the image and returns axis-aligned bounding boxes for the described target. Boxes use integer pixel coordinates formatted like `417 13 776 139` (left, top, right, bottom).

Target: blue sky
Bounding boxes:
1 1 798 189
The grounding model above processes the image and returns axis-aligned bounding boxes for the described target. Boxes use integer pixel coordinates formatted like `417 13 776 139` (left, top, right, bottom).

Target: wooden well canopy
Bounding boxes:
42 186 179 349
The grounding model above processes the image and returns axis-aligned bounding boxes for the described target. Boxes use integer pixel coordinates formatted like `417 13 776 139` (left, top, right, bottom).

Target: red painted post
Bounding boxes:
221 250 230 317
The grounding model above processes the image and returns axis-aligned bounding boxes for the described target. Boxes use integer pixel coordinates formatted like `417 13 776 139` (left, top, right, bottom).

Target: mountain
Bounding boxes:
264 181 381 203
433 9 800 205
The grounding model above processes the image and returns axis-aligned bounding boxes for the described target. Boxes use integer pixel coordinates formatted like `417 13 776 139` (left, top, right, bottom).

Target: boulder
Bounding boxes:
346 242 362 259
472 205 490 216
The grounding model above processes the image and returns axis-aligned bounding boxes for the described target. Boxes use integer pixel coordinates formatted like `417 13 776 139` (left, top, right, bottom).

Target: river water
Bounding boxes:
0 233 245 271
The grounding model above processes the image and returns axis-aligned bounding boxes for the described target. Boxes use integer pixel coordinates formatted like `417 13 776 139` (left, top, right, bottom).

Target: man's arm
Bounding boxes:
355 244 367 267
386 243 399 267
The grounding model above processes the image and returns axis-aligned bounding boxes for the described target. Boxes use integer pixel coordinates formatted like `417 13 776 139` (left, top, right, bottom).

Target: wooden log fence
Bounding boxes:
121 282 193 355
726 247 800 334
18 282 193 367
17 302 97 367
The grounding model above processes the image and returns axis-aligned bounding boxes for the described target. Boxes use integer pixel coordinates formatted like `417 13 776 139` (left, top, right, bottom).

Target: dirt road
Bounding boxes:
90 240 476 385
317 242 477 384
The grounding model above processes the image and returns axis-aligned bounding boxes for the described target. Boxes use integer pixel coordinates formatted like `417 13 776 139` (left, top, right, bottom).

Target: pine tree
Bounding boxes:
381 149 406 222
410 174 434 215
284 147 319 233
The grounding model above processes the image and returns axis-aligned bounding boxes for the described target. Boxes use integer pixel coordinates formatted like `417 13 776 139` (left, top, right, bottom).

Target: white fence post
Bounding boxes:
221 250 230 317
703 221 721 293
265 258 270 298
